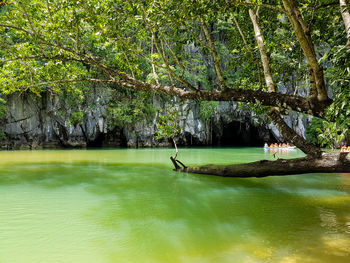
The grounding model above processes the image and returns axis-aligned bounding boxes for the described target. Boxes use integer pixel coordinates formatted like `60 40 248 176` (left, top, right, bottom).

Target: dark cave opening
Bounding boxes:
87 132 105 148
212 121 271 147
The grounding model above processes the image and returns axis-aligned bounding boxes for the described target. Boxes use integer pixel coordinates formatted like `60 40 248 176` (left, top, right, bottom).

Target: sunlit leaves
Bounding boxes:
107 90 156 128
156 106 181 140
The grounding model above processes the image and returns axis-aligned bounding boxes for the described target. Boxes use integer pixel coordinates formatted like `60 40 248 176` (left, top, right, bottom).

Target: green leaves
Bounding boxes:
0 0 348 151
68 111 84 127
155 106 181 140
107 90 155 128
199 101 217 122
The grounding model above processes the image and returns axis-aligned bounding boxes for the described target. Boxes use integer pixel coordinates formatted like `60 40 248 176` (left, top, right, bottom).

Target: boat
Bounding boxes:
264 145 297 150
264 146 296 149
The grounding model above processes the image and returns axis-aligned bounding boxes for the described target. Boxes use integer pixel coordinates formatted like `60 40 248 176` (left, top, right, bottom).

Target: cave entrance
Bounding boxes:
87 133 105 148
212 121 268 147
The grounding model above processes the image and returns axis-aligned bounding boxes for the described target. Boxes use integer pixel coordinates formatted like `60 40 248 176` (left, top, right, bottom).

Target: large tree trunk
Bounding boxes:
247 4 275 92
247 5 319 157
267 108 323 157
173 152 350 178
281 0 328 102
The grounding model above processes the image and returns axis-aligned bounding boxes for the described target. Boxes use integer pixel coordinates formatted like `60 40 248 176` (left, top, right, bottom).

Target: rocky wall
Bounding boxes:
0 89 309 150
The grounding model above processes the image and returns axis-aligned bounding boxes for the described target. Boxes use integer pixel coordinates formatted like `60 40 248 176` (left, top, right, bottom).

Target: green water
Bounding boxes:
0 148 349 263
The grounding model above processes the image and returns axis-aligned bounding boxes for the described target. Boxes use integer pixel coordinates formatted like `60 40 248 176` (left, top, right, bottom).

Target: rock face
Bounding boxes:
0 88 309 149
1 88 123 149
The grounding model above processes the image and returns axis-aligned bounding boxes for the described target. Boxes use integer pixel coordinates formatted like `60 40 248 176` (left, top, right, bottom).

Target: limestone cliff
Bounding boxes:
0 88 309 149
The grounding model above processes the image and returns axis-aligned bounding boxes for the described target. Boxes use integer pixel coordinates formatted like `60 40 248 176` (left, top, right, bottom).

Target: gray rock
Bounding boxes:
0 86 311 149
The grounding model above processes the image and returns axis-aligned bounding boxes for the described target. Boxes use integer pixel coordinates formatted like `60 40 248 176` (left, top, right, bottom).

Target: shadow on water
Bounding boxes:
0 160 349 262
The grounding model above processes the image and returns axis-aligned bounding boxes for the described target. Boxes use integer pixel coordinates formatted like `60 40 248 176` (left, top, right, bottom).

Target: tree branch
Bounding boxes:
152 30 199 91
21 78 116 90
163 38 186 78
247 3 275 92
200 17 227 91
0 23 33 35
1 55 82 64
231 2 285 13
267 108 322 157
232 14 263 89
108 72 330 118
281 0 328 102
315 1 340 9
151 34 160 85
19 2 38 37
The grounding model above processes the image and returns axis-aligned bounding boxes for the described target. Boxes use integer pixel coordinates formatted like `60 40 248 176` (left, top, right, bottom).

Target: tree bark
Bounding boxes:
248 5 275 92
268 108 322 157
246 4 318 156
173 152 350 178
112 72 331 118
340 0 350 47
200 17 227 91
151 34 160 85
281 0 329 102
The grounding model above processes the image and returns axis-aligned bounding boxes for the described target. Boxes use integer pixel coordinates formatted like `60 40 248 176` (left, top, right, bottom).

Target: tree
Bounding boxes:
0 0 349 177
155 106 186 169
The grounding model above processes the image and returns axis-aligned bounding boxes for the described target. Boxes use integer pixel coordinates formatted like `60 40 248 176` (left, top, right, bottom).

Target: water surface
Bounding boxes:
0 148 349 262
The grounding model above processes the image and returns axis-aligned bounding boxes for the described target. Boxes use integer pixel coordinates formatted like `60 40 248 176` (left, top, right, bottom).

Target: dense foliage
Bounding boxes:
0 0 349 149
155 107 182 142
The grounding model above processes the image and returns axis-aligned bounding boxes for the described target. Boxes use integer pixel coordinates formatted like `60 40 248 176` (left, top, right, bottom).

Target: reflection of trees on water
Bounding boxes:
0 164 349 262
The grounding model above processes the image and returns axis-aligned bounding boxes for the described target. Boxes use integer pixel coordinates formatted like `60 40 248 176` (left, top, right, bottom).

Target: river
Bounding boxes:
0 148 349 262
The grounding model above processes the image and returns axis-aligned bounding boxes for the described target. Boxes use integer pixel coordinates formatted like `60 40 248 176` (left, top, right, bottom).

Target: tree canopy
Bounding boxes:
0 0 349 156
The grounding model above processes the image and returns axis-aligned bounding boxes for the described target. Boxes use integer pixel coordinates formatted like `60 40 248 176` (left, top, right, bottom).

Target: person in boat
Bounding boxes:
341 145 349 152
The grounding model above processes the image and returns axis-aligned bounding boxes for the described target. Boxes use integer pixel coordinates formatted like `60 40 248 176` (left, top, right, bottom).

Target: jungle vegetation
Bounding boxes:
0 0 349 177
